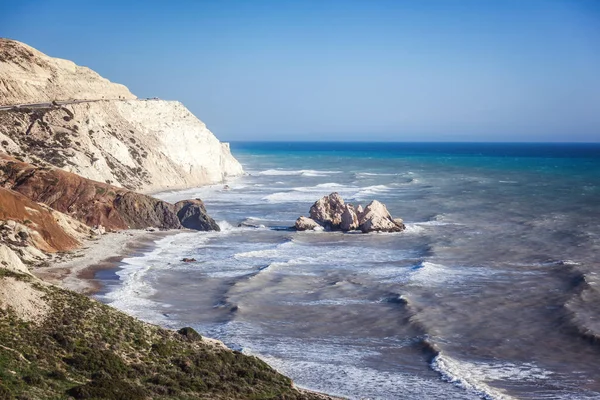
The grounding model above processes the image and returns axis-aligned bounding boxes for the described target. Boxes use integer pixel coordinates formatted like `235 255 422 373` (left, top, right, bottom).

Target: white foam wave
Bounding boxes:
259 356 475 400
257 169 342 177
235 248 280 259
409 262 493 287
355 172 401 177
102 232 200 325
431 353 552 400
314 182 346 188
355 184 394 199
403 224 426 234
217 220 236 231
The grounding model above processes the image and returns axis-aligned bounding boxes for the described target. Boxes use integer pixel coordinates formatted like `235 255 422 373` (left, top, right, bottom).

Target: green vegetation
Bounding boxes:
0 283 321 399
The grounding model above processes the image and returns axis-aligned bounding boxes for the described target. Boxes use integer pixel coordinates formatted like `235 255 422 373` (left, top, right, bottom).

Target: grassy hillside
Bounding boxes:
0 270 323 400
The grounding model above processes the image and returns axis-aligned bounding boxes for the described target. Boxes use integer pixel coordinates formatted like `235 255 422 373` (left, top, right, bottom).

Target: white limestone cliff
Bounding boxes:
0 39 135 105
0 38 244 192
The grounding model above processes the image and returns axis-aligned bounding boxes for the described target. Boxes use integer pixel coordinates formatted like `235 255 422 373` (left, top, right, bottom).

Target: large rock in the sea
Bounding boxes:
340 204 359 231
309 192 346 230
295 216 322 231
297 192 405 234
174 199 220 231
358 200 405 233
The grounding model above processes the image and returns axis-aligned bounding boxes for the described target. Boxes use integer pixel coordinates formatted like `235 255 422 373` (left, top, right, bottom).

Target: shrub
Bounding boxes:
66 377 147 400
178 326 202 341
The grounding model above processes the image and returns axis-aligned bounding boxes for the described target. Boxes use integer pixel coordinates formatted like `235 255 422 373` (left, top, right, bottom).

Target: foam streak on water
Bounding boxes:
99 142 600 399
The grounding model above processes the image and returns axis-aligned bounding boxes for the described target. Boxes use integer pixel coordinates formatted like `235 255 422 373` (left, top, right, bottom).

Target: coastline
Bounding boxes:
34 229 178 295
36 228 346 400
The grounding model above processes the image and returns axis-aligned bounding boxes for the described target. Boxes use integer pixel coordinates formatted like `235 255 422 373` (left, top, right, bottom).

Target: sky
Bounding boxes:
1 0 599 142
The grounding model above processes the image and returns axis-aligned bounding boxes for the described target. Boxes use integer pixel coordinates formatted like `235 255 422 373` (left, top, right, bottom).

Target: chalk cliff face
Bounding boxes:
0 39 243 193
0 38 135 104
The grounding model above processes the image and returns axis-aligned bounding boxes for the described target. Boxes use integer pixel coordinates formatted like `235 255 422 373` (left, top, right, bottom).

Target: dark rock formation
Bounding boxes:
0 155 182 230
113 192 181 230
177 326 202 341
174 199 220 231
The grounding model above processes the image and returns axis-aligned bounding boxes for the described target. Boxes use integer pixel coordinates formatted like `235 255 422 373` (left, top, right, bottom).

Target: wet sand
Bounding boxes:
34 229 177 294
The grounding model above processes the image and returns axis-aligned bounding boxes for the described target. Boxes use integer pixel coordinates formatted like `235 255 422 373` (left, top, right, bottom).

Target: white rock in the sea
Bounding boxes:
309 192 346 230
295 216 322 231
359 200 405 233
340 204 359 231
296 193 405 234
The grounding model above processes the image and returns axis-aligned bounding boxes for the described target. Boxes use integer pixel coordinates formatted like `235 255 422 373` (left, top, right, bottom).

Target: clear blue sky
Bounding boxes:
2 0 599 142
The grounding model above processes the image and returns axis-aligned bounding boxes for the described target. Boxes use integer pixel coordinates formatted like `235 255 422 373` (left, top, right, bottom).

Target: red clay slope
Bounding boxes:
0 154 181 231
0 187 81 252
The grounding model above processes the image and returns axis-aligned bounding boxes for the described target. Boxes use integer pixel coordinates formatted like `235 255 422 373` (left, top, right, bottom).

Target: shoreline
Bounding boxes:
36 228 346 400
34 229 178 295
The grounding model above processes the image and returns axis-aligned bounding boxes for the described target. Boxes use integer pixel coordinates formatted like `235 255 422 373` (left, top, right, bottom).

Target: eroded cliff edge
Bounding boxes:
0 39 335 400
0 38 244 193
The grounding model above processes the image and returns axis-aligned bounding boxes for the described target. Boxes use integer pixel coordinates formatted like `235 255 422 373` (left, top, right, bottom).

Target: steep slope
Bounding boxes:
0 38 135 104
0 155 184 231
0 260 326 399
0 39 244 192
0 188 87 253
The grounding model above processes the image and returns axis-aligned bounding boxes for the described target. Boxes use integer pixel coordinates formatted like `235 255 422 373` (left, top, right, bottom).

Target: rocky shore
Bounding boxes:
0 38 340 399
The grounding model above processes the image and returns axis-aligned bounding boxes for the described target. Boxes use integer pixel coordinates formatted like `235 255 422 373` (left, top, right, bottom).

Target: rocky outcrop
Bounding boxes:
340 204 359 231
358 200 404 233
0 39 243 193
309 192 346 230
113 192 181 230
174 199 220 231
297 192 405 233
294 216 322 231
0 154 181 230
0 155 225 233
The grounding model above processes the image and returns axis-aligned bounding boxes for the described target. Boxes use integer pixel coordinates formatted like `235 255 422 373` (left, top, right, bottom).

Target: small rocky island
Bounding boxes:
295 192 405 233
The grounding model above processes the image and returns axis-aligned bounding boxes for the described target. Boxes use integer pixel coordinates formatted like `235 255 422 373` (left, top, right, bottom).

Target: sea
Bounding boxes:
96 142 600 399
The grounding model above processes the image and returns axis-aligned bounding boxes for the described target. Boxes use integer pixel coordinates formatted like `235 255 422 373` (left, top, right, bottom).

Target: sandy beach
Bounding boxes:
33 229 178 294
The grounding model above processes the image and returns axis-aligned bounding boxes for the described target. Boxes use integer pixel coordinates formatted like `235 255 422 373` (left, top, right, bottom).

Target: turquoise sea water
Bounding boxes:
99 142 600 399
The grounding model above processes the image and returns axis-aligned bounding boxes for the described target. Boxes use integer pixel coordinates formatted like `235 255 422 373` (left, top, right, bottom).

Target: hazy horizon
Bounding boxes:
2 0 600 142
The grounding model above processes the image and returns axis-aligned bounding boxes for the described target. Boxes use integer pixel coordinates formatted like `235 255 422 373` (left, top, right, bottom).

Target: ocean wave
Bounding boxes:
431 353 552 400
408 261 495 287
314 182 346 188
257 169 342 177
258 354 476 400
563 268 600 345
102 232 201 326
263 191 330 203
262 182 400 204
355 184 394 199
234 241 295 259
217 220 236 231
355 172 401 177
403 224 426 235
